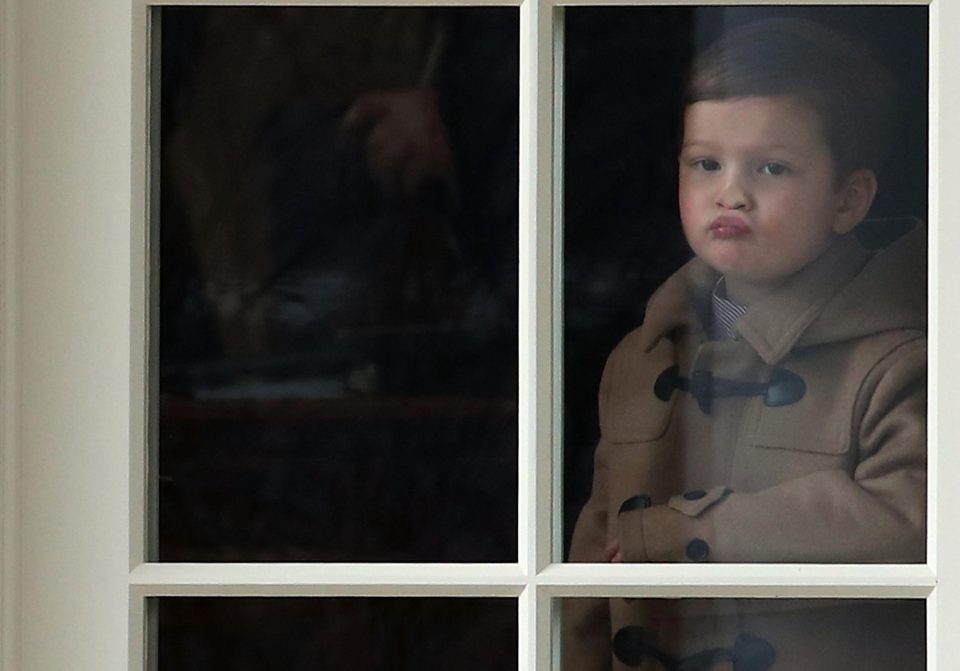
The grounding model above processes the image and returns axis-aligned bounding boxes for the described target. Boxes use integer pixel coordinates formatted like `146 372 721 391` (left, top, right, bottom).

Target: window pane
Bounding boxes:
561 597 924 671
156 597 516 670
156 7 519 561
562 6 928 563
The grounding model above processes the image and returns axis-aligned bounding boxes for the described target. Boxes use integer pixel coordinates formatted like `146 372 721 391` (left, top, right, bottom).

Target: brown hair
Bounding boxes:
684 18 897 179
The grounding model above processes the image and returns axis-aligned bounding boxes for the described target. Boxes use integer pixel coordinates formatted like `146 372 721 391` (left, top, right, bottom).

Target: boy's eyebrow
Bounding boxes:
680 140 805 154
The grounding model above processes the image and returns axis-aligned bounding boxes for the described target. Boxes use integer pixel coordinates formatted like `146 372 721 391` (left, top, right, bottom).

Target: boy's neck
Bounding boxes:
722 274 789 306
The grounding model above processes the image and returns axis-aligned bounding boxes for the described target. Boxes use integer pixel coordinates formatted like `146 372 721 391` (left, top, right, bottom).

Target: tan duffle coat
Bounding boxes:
564 224 927 671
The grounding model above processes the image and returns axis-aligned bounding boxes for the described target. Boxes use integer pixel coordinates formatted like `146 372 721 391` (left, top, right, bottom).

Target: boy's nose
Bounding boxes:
715 176 751 210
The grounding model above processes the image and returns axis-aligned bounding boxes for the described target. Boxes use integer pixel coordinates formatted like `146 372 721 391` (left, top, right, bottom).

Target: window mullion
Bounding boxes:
933 1 960 668
519 0 557 583
129 562 527 596
539 563 936 599
519 0 557 666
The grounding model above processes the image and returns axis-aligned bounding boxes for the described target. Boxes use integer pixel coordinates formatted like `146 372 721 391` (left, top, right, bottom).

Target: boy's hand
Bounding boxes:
605 539 624 563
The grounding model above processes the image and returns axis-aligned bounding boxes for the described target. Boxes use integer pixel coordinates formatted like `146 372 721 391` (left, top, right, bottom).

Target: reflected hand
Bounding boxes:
342 88 454 199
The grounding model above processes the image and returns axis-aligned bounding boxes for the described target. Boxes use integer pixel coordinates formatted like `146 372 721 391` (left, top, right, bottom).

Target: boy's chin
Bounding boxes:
702 261 768 283
704 255 809 285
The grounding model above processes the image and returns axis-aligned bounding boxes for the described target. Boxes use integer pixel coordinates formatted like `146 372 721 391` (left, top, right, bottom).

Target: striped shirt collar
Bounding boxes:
709 276 747 341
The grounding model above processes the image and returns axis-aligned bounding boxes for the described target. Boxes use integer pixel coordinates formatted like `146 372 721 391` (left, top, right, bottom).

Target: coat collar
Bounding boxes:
734 234 872 364
639 232 875 365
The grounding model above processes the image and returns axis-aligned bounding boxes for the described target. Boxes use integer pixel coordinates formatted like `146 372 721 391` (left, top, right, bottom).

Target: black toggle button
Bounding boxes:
733 632 777 671
619 494 652 514
654 365 681 402
685 538 711 562
654 365 806 415
683 489 707 501
764 368 807 408
612 626 647 667
673 631 776 671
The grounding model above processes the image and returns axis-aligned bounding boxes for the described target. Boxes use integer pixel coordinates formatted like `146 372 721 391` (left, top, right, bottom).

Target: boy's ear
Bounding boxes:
833 169 878 234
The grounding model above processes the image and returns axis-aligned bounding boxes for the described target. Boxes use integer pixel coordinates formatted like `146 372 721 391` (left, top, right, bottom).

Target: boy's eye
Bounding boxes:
693 158 720 171
761 162 788 176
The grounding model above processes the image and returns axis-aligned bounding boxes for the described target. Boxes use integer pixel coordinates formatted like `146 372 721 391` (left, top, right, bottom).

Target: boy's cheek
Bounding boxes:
678 189 706 227
678 213 703 250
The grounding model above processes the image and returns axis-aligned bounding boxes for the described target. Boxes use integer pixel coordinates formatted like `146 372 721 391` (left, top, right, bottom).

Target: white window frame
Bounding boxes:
2 0 957 669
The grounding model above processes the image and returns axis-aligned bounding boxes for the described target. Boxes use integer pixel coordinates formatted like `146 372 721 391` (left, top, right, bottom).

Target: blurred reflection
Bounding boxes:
562 598 924 671
158 598 516 670
158 7 519 561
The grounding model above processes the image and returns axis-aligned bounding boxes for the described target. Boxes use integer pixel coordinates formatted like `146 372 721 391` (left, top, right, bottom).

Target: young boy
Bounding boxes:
564 18 926 671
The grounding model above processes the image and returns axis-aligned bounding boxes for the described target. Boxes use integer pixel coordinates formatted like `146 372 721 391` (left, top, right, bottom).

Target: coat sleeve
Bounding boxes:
563 353 617 671
617 337 927 564
563 457 614 671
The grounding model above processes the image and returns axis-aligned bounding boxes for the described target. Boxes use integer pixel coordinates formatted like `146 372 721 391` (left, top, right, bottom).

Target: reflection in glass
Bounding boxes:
562 598 924 671
157 598 516 670
157 7 519 561
562 7 928 563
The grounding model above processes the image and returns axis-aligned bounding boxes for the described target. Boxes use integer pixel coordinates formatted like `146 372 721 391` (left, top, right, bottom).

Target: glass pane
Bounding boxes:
156 7 519 561
561 597 924 671
156 597 516 670
562 7 929 563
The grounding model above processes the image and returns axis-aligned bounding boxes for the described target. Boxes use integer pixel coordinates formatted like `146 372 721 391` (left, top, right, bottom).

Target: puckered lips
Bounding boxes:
709 215 751 239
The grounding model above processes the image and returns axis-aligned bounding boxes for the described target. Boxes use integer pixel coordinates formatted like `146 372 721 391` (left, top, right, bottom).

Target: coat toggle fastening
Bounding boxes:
654 365 806 414
612 626 777 671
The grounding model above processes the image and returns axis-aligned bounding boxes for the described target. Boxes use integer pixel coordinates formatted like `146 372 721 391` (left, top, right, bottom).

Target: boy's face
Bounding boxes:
678 96 858 285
